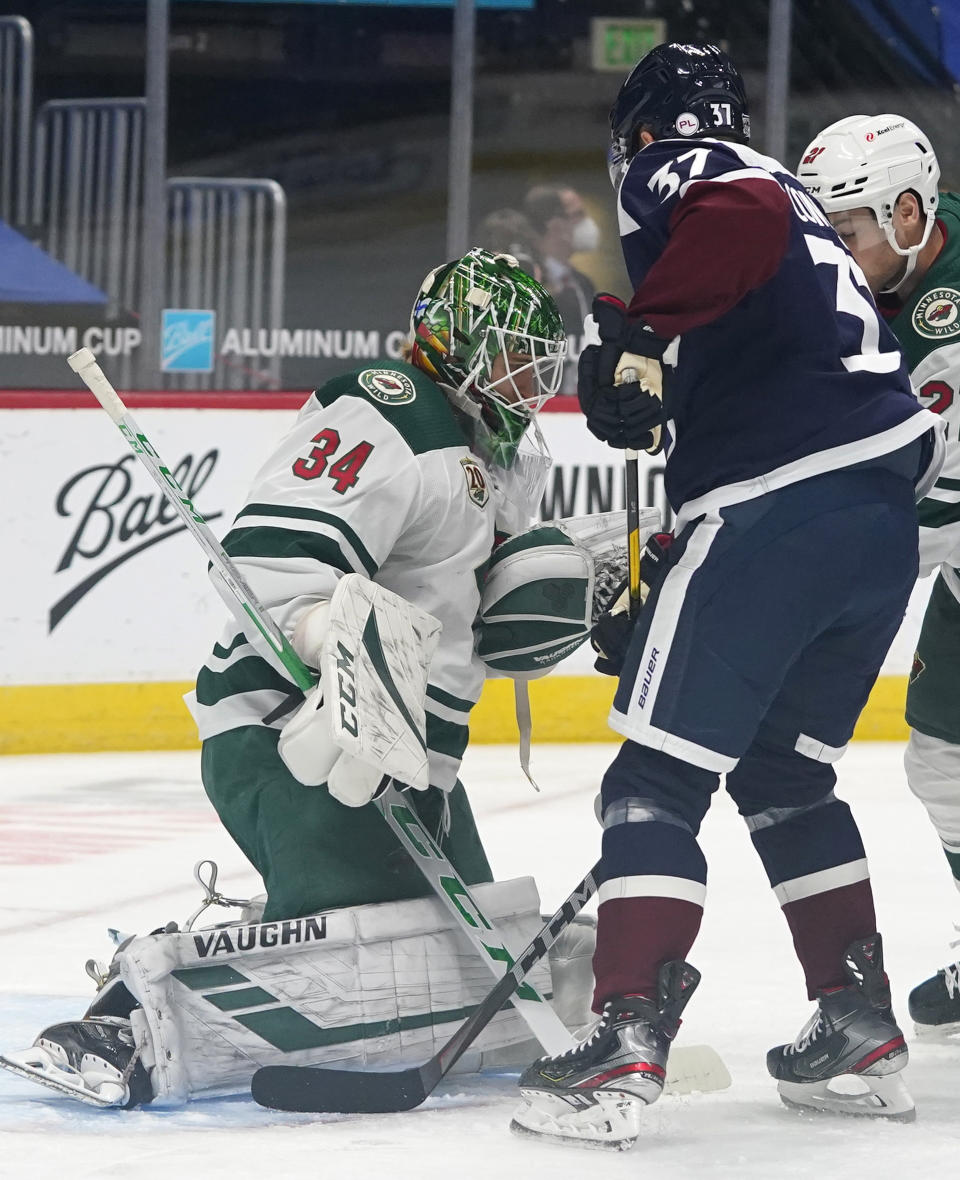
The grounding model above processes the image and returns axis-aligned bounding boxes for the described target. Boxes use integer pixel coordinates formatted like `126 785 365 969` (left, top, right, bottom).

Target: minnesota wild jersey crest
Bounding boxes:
358 368 417 404
912 288 960 341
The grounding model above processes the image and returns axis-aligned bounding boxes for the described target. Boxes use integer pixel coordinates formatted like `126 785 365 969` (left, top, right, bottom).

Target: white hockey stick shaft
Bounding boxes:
67 347 314 691
69 346 573 1055
377 787 574 1055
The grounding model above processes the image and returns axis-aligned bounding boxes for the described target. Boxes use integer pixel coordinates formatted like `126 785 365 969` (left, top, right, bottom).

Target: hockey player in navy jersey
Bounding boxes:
512 43 945 1146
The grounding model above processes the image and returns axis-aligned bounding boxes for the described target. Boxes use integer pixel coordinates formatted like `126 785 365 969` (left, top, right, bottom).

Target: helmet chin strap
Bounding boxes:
443 352 488 418
444 378 481 418
880 252 919 296
880 212 936 295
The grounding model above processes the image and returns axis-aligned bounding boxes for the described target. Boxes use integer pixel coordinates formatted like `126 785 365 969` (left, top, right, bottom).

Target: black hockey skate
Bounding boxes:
511 959 700 1150
0 1016 152 1109
908 960 960 1039
767 934 913 1121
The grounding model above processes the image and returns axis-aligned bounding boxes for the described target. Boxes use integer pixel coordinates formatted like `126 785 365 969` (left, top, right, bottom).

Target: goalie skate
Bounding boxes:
767 934 914 1122
510 959 700 1150
0 1016 151 1109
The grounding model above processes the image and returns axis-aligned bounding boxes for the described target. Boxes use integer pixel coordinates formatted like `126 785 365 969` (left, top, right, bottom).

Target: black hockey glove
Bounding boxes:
590 532 674 677
591 602 634 677
577 293 670 452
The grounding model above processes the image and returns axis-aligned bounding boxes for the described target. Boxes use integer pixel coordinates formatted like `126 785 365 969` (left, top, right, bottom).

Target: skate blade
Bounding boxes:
0 1049 126 1108
665 1044 732 1095
510 1089 644 1150
912 1018 960 1043
778 1072 915 1122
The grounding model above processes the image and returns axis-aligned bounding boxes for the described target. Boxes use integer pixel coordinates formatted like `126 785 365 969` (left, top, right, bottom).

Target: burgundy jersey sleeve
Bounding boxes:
628 176 792 339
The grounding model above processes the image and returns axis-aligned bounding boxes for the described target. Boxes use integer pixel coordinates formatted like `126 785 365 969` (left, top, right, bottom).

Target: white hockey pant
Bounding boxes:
904 729 960 887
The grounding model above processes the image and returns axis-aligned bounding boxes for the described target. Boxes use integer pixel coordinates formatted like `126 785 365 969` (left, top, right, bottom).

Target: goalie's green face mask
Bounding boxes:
409 247 567 468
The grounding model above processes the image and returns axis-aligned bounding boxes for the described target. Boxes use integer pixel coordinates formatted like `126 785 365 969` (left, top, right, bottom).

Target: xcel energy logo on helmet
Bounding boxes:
864 122 905 143
913 289 960 341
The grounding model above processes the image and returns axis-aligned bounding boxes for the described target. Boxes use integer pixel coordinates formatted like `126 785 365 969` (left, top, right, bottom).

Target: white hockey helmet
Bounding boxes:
797 114 940 291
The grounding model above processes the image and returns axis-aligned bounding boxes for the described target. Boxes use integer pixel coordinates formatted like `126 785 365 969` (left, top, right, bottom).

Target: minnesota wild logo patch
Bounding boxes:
913 288 960 340
460 456 489 508
910 651 926 684
358 369 417 404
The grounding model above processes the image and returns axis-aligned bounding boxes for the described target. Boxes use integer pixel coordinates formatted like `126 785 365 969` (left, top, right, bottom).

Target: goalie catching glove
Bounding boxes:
578 293 670 453
592 531 674 677
478 509 661 678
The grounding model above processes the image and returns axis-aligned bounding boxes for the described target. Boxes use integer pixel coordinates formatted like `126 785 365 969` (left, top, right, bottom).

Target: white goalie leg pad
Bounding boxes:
468 914 597 1072
547 914 597 1035
322 574 442 790
116 877 552 1104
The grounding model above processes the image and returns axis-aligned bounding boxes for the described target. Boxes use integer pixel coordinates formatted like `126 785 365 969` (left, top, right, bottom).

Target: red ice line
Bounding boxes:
0 807 219 865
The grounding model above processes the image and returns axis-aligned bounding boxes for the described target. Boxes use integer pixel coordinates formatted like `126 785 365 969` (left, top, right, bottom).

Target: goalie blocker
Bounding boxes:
277 574 442 806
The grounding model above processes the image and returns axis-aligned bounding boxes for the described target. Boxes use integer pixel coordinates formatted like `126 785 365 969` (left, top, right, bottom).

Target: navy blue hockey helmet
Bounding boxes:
608 43 750 186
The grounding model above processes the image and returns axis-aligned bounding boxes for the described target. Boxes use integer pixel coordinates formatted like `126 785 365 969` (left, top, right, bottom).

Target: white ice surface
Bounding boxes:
1 742 959 1178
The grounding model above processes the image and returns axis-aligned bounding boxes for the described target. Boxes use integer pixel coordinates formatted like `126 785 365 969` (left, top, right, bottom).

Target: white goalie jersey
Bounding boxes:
185 361 513 790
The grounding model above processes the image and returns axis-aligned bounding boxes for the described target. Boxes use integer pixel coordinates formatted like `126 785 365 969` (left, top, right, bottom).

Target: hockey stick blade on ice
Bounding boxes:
250 864 731 1114
251 865 601 1113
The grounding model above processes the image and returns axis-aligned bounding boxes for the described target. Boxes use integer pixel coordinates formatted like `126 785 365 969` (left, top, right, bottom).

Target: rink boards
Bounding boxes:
0 391 932 753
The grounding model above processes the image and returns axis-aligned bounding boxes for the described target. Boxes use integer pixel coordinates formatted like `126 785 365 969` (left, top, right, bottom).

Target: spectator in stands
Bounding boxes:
523 185 598 338
475 207 545 283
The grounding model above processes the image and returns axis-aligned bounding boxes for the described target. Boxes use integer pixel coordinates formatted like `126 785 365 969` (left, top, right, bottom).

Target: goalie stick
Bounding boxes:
251 865 730 1112
251 865 599 1112
65 349 313 691
66 346 572 1056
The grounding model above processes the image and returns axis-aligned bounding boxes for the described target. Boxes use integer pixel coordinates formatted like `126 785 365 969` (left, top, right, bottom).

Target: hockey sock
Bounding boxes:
781 881 877 997
592 818 705 1009
749 796 876 997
